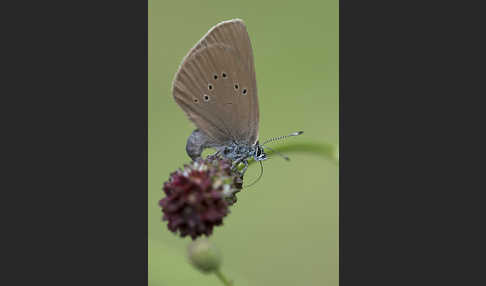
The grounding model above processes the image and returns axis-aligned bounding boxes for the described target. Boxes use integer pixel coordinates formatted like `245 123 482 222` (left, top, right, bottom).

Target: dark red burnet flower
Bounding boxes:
159 155 243 239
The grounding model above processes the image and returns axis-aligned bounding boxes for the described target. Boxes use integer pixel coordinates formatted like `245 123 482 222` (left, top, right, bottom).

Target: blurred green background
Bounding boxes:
149 1 338 285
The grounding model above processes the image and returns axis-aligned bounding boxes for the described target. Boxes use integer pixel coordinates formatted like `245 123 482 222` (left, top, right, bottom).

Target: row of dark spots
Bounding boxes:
193 73 246 103
213 72 227 80
208 82 247 94
194 89 246 103
195 90 246 103
210 72 246 94
234 83 247 95
193 95 210 103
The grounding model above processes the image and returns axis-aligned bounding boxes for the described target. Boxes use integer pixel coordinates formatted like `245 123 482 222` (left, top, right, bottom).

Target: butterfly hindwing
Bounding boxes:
172 19 259 146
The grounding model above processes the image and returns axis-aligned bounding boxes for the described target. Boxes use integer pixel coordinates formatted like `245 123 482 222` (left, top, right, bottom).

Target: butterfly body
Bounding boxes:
221 142 267 173
185 129 266 172
220 141 267 163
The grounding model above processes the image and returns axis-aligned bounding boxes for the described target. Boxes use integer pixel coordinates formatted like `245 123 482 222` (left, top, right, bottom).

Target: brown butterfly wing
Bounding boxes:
171 19 259 146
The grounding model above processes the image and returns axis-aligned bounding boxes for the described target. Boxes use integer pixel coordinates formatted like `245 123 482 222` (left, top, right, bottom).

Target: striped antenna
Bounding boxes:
262 131 303 145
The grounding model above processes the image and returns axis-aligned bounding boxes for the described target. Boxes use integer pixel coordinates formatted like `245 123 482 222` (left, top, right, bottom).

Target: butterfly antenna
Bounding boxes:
244 160 264 188
262 145 291 161
262 131 303 145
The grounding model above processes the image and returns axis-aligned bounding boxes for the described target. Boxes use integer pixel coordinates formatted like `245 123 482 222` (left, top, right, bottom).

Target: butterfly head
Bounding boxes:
253 144 267 161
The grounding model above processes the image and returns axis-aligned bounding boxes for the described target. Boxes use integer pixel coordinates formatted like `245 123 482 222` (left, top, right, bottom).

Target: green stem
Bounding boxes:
214 269 233 286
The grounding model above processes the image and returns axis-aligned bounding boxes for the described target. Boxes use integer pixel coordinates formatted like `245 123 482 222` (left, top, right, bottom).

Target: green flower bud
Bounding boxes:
187 238 222 273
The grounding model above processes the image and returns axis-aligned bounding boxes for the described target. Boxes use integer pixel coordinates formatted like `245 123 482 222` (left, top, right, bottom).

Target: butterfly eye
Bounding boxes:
204 95 210 102
194 98 199 103
213 74 218 80
208 84 213 90
242 88 247 95
222 72 227 78
234 83 239 90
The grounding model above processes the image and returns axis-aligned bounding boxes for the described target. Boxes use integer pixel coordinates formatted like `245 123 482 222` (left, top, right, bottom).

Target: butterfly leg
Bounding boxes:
240 160 249 174
231 157 244 171
231 158 249 175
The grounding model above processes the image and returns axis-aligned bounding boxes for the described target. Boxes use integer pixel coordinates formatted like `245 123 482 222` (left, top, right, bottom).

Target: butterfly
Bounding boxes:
172 19 302 174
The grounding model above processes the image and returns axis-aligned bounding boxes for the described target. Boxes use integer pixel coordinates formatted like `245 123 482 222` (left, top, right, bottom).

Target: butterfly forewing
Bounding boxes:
172 19 259 146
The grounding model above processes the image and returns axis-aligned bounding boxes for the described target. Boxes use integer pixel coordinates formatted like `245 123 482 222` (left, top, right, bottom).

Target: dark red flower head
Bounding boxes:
159 155 243 239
